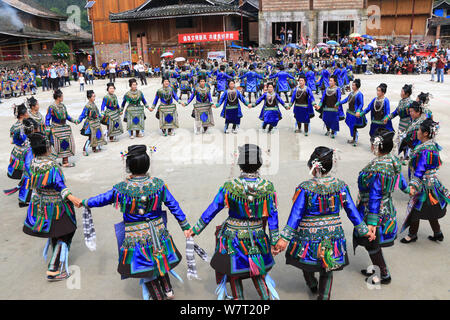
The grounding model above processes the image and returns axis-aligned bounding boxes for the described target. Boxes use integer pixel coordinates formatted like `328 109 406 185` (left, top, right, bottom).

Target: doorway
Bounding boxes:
272 22 302 45
323 20 354 42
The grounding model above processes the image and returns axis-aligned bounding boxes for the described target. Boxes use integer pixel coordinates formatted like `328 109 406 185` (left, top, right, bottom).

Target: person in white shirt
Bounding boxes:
287 28 293 43
79 74 85 91
135 60 147 85
108 59 117 83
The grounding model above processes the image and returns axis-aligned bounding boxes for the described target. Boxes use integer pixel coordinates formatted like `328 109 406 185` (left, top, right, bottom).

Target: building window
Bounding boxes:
176 18 194 29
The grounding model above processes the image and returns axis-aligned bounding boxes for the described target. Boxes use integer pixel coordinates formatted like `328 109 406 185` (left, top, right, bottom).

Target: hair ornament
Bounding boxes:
309 159 324 177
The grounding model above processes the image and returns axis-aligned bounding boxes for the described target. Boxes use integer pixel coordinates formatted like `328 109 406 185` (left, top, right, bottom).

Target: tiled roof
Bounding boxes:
2 0 67 20
0 15 85 40
110 0 256 22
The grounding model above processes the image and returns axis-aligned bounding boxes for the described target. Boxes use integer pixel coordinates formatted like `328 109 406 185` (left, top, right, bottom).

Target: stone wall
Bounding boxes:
259 9 367 45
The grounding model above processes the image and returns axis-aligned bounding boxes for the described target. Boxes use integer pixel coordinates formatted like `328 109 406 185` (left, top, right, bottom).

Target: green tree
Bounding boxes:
52 41 70 60
40 0 92 32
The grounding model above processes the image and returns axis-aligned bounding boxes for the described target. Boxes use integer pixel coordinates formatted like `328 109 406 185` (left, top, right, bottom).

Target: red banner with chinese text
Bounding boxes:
178 31 239 44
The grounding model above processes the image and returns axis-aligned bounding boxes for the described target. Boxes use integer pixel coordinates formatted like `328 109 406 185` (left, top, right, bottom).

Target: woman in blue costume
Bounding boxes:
78 90 107 156
398 102 428 158
4 118 37 207
178 66 192 101
305 65 316 93
186 144 280 300
81 145 191 300
332 65 342 89
151 77 185 136
416 92 433 120
275 147 372 300
316 63 330 94
286 63 298 92
27 97 46 135
237 62 249 97
216 79 249 134
215 65 234 104
249 82 286 133
337 78 366 146
361 83 394 138
23 132 81 281
354 129 409 286
269 64 295 103
186 76 214 134
289 75 316 136
101 82 124 142
401 119 450 244
316 76 344 139
8 103 30 180
239 65 264 104
45 89 79 167
385 84 413 160
121 78 150 139
339 64 348 93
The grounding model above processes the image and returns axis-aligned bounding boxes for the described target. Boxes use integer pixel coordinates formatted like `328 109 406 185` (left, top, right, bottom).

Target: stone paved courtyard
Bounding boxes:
0 74 449 299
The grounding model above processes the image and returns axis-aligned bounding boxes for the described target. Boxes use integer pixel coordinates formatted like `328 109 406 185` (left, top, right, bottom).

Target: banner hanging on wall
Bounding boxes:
178 31 239 44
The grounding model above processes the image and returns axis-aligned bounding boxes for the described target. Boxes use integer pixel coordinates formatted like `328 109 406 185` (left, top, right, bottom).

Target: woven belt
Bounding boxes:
226 217 263 229
37 188 61 197
125 216 164 231
298 215 341 231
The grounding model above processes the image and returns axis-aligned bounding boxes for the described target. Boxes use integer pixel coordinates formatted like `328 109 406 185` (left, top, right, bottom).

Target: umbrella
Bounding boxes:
160 52 174 58
230 41 250 51
429 57 438 63
101 63 108 68
316 42 328 48
326 40 339 46
362 35 374 40
283 43 301 50
120 61 131 66
363 45 373 50
349 33 361 38
174 57 186 62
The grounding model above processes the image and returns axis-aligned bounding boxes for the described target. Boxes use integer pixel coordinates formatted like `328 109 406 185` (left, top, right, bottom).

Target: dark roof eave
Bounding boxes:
110 11 256 23
0 30 87 41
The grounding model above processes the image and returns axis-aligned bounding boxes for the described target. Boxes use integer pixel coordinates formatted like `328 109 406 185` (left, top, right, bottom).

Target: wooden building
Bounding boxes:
109 0 258 66
0 0 91 66
366 0 434 42
86 0 147 66
428 0 450 43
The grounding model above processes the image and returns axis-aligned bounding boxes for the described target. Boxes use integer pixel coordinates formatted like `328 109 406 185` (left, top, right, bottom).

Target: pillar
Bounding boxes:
22 39 30 62
436 24 441 42
141 34 149 63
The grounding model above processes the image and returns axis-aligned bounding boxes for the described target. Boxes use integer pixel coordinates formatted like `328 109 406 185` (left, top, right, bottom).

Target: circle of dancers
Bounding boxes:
3 60 449 300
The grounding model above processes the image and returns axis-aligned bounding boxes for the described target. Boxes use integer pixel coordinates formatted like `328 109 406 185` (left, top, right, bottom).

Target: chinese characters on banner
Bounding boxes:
178 31 239 44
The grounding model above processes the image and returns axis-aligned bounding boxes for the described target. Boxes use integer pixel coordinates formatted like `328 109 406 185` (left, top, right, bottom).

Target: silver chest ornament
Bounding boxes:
244 182 258 214
138 195 148 215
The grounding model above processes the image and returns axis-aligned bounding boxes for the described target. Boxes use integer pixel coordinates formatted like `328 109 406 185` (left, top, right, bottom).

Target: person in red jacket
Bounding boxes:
436 54 446 83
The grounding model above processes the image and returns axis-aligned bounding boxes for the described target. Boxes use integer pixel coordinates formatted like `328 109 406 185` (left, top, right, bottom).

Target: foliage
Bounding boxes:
39 0 91 32
52 41 70 60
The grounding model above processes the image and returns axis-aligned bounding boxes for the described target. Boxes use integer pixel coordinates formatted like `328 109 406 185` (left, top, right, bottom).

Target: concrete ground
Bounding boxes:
0 74 449 300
